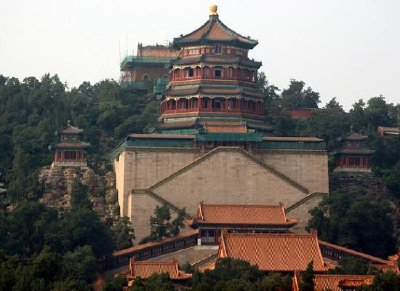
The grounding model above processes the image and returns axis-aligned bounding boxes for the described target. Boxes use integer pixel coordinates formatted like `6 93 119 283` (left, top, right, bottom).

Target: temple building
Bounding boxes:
191 203 297 245
217 230 327 272
52 121 89 167
159 4 267 134
120 43 178 95
127 258 191 288
333 129 374 172
113 5 329 242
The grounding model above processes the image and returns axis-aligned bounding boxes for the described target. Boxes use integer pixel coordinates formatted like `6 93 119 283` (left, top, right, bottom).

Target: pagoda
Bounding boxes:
159 5 267 134
52 121 89 167
113 5 329 242
333 129 374 172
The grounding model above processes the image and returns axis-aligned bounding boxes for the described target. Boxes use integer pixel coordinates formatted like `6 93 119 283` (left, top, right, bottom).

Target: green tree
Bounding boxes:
299 261 314 291
141 204 186 243
62 245 97 283
131 273 174 291
112 216 135 250
307 191 397 258
358 272 400 291
281 79 320 109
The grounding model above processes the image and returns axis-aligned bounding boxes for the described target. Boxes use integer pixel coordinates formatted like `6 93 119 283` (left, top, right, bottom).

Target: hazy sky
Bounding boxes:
1 0 399 110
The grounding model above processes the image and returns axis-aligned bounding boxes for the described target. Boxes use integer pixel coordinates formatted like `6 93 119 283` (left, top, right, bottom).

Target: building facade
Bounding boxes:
333 130 374 172
120 43 179 95
52 122 89 167
113 6 329 242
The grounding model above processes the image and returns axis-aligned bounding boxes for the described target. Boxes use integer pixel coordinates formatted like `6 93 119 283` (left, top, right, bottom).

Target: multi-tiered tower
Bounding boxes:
159 5 267 134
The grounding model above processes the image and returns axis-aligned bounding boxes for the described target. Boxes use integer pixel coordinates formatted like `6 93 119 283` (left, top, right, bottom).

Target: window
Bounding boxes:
187 68 194 77
214 69 222 78
162 74 169 82
214 44 222 54
142 74 150 81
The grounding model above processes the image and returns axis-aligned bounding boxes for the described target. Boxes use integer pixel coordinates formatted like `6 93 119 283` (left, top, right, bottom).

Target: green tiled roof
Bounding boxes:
121 56 173 70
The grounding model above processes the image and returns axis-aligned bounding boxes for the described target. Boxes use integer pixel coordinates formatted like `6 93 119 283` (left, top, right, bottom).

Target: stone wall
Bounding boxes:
115 148 202 216
256 150 329 194
115 146 330 242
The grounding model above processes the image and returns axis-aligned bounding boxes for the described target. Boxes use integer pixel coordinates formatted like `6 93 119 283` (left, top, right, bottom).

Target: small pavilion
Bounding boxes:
52 121 89 167
191 202 297 245
333 129 374 172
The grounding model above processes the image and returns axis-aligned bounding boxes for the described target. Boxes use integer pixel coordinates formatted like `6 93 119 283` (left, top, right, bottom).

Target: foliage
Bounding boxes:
192 258 292 291
140 204 186 243
102 276 128 291
111 216 135 250
0 75 157 202
0 200 114 289
307 191 397 258
130 273 174 291
299 261 314 291
281 79 320 109
328 257 370 275
358 272 400 291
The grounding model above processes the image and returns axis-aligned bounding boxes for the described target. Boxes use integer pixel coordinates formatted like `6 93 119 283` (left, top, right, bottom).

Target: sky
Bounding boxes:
0 0 399 110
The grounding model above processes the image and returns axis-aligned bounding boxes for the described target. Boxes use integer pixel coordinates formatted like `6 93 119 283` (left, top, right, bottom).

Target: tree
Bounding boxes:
141 204 186 243
131 273 174 291
299 261 314 291
358 272 400 291
281 79 320 109
112 217 135 250
62 245 97 283
60 207 115 257
258 272 292 291
307 191 397 258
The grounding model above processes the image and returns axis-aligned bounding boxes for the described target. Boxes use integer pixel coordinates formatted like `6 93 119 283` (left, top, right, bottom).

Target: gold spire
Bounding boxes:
209 4 218 16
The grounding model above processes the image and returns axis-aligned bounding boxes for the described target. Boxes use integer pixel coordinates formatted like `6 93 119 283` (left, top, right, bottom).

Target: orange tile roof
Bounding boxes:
129 259 192 280
197 203 297 226
138 46 178 58
313 274 373 291
372 263 400 273
60 125 83 134
174 14 257 48
218 231 326 272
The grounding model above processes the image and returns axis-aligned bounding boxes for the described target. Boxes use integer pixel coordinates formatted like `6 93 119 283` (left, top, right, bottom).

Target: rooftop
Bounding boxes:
196 203 297 226
128 259 192 280
313 274 373 291
59 122 83 134
173 5 258 49
219 231 327 272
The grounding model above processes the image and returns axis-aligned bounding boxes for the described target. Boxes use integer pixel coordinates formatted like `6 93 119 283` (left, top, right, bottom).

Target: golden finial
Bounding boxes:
209 4 218 16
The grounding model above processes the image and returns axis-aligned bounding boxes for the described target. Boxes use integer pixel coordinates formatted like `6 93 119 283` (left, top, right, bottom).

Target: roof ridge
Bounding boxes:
226 232 315 238
132 260 177 265
203 203 282 208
